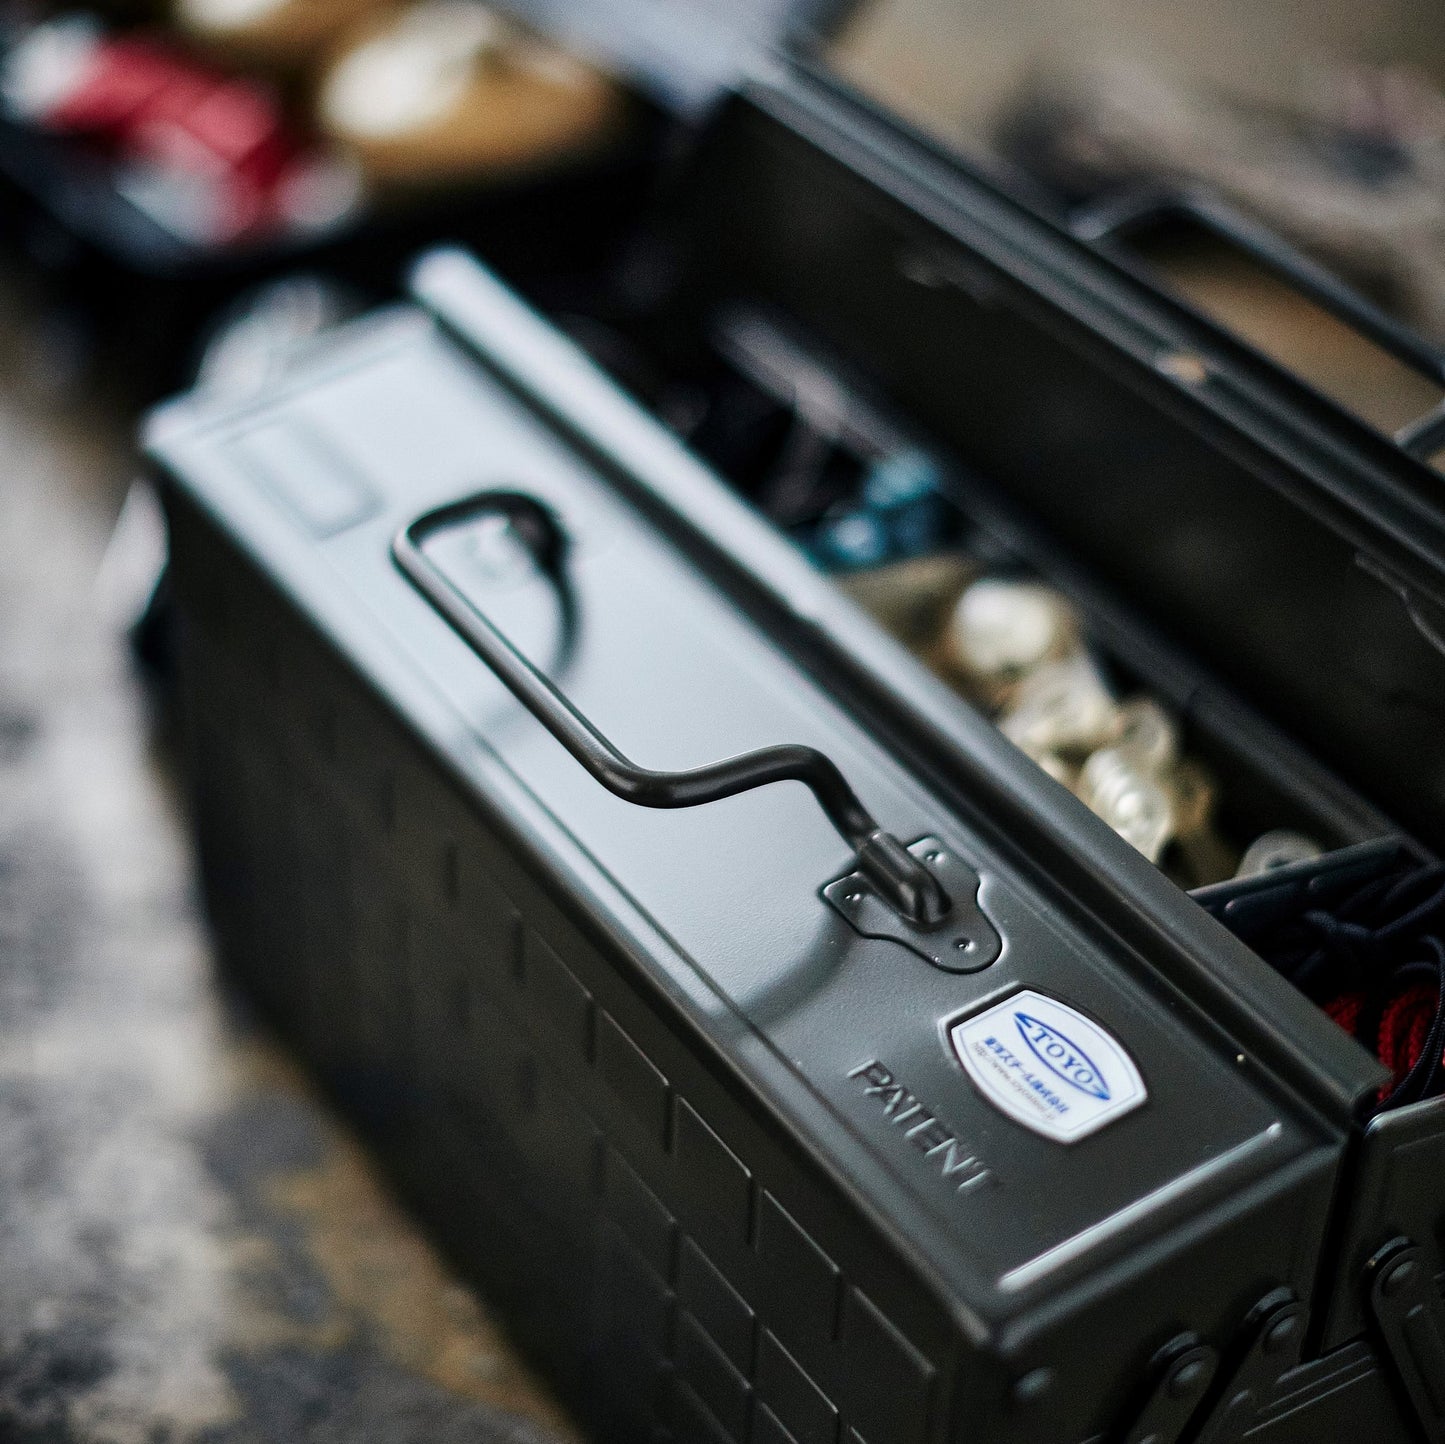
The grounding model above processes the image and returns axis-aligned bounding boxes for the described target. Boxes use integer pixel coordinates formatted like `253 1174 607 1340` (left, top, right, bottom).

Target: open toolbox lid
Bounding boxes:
671 64 1445 857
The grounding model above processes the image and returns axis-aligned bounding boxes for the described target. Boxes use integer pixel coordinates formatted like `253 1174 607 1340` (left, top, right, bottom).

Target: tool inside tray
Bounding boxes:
561 296 1445 1114
639 306 1370 883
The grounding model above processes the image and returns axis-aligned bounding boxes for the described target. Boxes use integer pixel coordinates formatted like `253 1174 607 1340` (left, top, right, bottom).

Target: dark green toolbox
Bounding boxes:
145 55 1445 1444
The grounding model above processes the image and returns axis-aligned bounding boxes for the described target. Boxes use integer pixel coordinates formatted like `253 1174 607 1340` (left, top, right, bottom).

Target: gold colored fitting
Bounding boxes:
999 654 1120 760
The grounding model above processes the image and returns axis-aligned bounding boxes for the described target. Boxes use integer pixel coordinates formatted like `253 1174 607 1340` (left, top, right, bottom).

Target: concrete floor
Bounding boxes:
0 273 576 1443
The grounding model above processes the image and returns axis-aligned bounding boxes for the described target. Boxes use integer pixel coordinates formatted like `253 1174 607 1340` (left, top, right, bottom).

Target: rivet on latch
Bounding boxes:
1263 1312 1303 1351
1190 1291 1307 1444
1010 1366 1055 1406
1166 1354 1213 1399
822 837 1002 973
1381 1257 1416 1299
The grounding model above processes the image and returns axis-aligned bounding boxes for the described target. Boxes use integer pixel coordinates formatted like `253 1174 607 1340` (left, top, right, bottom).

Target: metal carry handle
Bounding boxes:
393 492 950 926
1071 187 1445 458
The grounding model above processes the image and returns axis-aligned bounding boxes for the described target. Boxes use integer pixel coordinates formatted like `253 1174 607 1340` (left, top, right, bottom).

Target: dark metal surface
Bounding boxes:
1191 1291 1308 1444
1117 1336 1220 1444
411 246 1385 1120
1368 1240 1445 1444
147 266 1372 1440
683 74 1445 859
395 490 948 924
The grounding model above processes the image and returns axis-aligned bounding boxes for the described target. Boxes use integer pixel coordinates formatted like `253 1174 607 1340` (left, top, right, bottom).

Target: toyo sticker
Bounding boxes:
949 990 1146 1142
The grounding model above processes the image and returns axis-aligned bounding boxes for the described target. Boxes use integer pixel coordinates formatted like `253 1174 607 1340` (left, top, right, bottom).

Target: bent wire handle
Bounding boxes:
1071 187 1445 457
392 492 949 925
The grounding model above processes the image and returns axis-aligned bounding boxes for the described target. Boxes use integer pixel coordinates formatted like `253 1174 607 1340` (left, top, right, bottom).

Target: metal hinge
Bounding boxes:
1116 1291 1307 1444
1369 1237 1445 1444
1118 1335 1220 1444
1191 1291 1308 1444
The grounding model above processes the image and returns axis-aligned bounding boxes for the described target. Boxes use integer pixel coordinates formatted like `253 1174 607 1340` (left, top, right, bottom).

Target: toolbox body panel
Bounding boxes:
143 52 1445 1444
153 302 1351 1443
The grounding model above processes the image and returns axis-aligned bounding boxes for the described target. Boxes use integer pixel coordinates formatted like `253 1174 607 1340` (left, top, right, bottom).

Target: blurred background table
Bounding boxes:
0 266 577 1444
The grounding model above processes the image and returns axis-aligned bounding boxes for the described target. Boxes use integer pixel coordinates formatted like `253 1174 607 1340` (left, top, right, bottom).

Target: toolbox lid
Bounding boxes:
681 71 1445 856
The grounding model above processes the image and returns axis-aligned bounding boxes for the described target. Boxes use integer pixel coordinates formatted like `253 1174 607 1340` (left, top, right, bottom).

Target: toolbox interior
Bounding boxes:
675 308 1394 860
536 195 1445 1119
695 316 1443 1116
557 300 1389 837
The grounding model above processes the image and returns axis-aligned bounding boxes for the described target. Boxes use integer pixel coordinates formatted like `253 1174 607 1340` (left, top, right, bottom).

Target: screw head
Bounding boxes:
1010 1367 1054 1404
1383 1258 1417 1298
1167 1358 1210 1398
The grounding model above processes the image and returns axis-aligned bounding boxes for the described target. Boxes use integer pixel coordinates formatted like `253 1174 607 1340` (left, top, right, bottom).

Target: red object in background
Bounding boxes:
12 25 351 243
1324 980 1444 1105
46 37 206 135
40 34 290 169
1376 981 1440 1086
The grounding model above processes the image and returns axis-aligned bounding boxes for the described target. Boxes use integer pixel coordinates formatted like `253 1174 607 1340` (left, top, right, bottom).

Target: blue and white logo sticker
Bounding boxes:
949 990 1146 1142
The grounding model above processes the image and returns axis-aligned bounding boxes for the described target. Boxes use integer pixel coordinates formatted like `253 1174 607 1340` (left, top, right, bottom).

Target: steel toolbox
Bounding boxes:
146 67 1445 1444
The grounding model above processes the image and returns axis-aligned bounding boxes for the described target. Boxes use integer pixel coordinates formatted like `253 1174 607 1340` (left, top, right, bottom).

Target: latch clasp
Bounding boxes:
1113 1290 1306 1444
1369 1237 1445 1443
822 836 1001 972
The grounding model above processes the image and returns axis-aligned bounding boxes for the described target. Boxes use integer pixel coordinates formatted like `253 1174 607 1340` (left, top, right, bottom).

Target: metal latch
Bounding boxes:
1369 1238 1445 1443
1118 1334 1220 1444
822 836 1001 972
1191 1291 1307 1444
1114 1291 1307 1444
